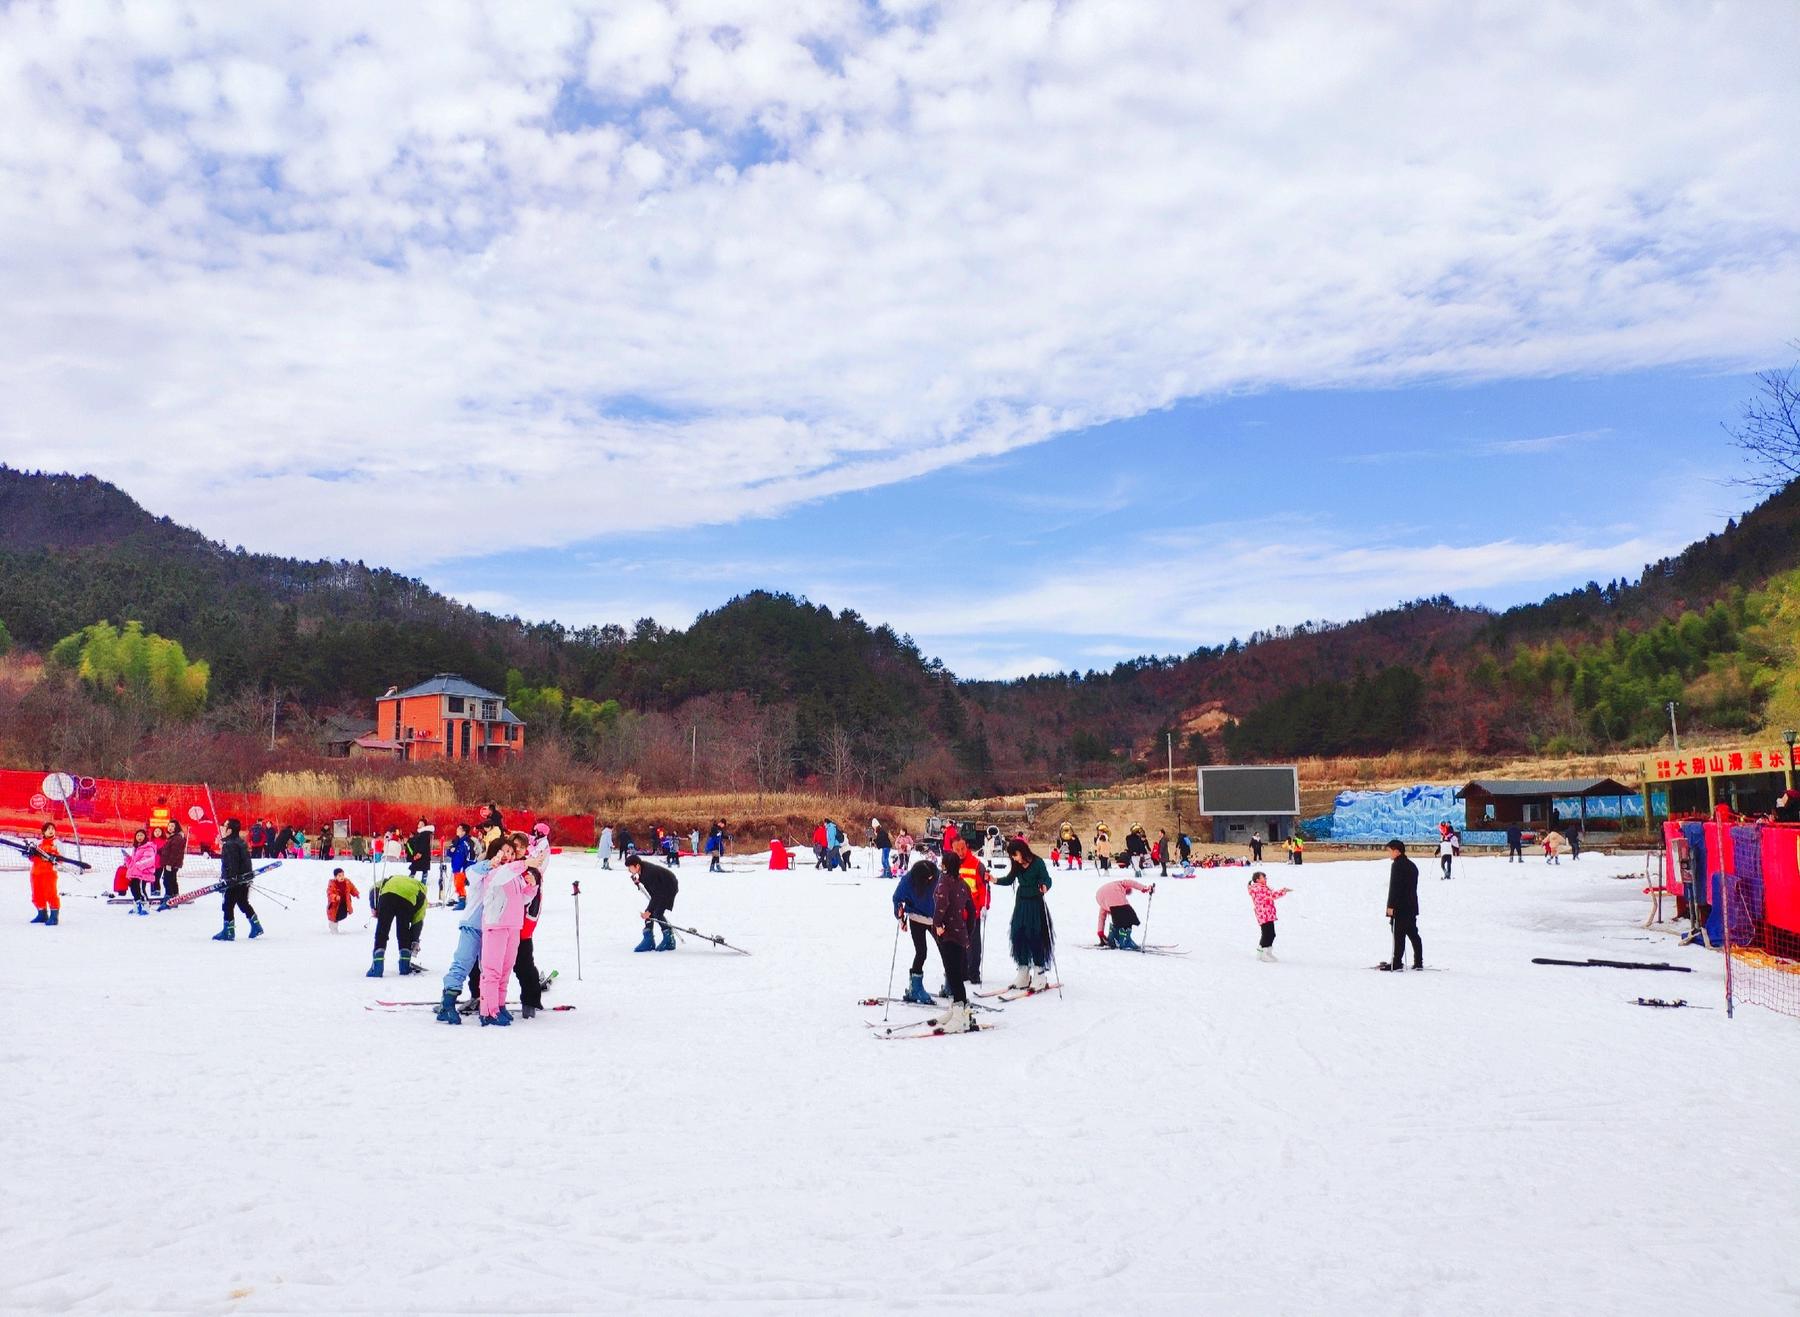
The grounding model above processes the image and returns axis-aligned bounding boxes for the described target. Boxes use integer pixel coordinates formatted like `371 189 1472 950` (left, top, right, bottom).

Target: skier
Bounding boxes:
123 827 159 916
405 818 433 888
705 820 727 873
447 823 475 909
1058 820 1075 860
1437 829 1455 881
947 835 991 985
513 824 553 1016
1065 831 1083 870
27 822 63 925
615 824 636 858
477 803 505 846
927 852 977 1032
326 868 359 932
1092 822 1111 869
1094 874 1153 949
1250 830 1264 862
625 851 679 952
1290 833 1305 866
995 838 1054 990
1382 839 1422 971
1505 823 1523 862
1543 830 1563 865
366 865 427 976
597 824 615 869
479 854 537 1026
1247 871 1290 961
1156 828 1171 877
893 828 914 872
156 820 186 907
436 834 514 1023
892 859 938 1005
213 818 263 942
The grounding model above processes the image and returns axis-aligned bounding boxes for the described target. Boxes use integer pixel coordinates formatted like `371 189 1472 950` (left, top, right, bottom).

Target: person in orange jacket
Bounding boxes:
949 834 992 986
29 822 63 925
326 869 360 932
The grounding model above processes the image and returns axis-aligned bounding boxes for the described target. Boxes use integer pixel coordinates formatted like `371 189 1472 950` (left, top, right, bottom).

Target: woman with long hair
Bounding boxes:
994 838 1054 991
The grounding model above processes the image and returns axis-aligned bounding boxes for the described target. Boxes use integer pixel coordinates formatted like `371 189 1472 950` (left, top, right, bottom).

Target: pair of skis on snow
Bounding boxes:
1082 941 1186 957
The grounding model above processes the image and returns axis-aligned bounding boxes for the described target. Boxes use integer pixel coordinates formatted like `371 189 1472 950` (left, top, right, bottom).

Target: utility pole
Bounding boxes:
691 726 698 783
1665 701 1679 753
270 690 279 751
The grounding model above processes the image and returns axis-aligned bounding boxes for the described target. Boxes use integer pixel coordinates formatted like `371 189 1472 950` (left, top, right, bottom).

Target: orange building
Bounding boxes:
374 674 525 763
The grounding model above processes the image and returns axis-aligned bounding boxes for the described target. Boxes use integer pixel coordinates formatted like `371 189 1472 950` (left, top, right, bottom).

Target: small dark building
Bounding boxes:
1455 778 1638 835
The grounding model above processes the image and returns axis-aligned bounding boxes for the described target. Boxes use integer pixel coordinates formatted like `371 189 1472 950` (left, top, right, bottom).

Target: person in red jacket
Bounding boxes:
811 822 829 869
326 869 360 931
949 835 991 986
927 852 978 1033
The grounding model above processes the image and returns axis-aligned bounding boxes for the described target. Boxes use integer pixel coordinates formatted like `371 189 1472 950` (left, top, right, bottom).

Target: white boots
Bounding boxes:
1029 966 1050 991
1011 965 1032 989
932 1001 974 1033
1257 947 1277 962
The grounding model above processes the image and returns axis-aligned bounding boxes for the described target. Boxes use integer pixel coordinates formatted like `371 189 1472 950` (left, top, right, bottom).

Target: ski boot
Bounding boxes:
633 924 656 953
1379 960 1403 972
1010 964 1032 990
494 1006 514 1025
1029 966 1050 992
480 1013 510 1027
458 995 481 1016
213 921 235 942
248 917 264 939
452 898 466 911
133 901 148 916
520 1003 538 1020
903 972 935 1005
398 947 415 975
1112 927 1139 950
935 1001 974 1034
156 899 172 912
434 989 462 1025
30 908 47 925
46 908 59 926
657 924 676 952
366 950 385 977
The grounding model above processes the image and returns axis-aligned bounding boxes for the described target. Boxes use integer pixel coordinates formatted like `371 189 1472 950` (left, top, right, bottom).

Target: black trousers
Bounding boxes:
933 936 968 1003
967 910 983 984
909 922 930 975
515 936 542 1007
374 892 414 953
1260 920 1276 948
1440 856 1453 879
221 882 257 922
1250 842 1263 861
1109 904 1140 931
159 865 180 899
1391 916 1422 968
129 876 147 902
1508 841 1522 861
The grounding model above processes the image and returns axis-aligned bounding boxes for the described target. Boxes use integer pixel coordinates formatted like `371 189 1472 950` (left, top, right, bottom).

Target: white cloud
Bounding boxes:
0 2 1795 569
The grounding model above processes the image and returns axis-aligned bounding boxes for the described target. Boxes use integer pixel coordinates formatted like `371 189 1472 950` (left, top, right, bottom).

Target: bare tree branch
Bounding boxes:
1726 346 1800 491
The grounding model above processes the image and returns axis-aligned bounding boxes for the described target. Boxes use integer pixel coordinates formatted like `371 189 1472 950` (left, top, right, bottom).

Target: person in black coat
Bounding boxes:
1505 823 1523 863
626 852 678 952
1384 839 1421 971
214 818 262 942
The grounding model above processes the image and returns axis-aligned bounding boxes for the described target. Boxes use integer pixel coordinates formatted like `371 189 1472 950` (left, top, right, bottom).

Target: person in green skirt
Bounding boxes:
995 837 1054 991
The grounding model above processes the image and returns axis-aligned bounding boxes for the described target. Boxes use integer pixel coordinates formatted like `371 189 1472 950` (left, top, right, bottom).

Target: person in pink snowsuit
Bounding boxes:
1248 871 1291 960
479 854 537 1025
1094 875 1154 948
124 829 160 915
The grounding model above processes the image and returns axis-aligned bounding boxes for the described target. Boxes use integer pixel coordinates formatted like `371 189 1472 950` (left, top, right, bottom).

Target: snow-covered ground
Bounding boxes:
3 848 1797 1315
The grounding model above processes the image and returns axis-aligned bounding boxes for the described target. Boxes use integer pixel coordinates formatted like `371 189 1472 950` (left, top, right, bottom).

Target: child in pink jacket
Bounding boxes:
478 854 538 1026
1094 875 1154 949
124 829 160 916
1248 871 1291 961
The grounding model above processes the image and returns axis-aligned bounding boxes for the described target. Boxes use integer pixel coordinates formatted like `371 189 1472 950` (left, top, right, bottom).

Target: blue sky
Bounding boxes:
437 366 1769 677
3 2 1796 681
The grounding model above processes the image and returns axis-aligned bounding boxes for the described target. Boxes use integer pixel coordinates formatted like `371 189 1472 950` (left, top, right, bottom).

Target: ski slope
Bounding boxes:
3 849 1796 1314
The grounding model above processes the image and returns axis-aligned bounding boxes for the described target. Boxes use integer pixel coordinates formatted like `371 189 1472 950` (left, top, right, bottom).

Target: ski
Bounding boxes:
1370 964 1445 972
979 983 1061 1001
1081 943 1186 956
665 923 751 955
161 861 284 909
874 1022 999 1040
368 1000 575 1011
0 836 94 870
1532 957 1691 972
858 997 1002 1013
1631 997 1712 1009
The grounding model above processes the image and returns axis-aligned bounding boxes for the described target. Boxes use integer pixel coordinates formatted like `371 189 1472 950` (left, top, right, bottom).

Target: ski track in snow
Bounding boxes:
2 851 1797 1315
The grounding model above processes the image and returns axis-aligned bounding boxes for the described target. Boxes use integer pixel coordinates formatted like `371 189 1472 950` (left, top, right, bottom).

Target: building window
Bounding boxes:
447 696 464 714
482 699 498 721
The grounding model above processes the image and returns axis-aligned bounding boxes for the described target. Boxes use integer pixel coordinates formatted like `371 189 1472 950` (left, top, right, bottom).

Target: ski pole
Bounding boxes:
1140 887 1154 954
571 880 583 982
882 916 902 1025
252 884 293 909
1045 904 1064 1000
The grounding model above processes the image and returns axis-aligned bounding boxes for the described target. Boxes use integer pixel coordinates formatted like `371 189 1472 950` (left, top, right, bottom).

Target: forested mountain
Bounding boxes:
2 465 1798 793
